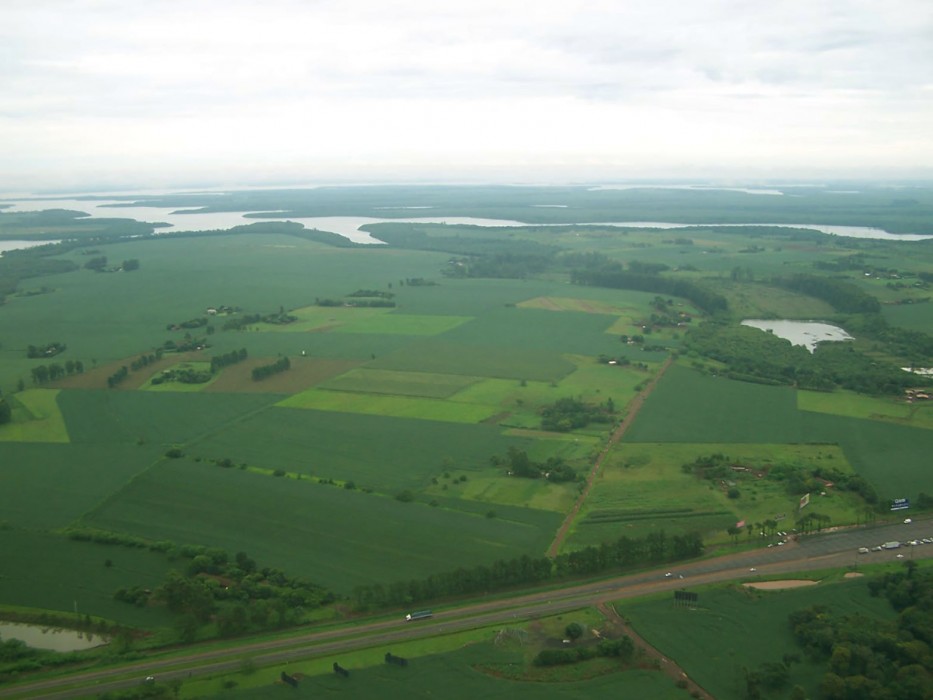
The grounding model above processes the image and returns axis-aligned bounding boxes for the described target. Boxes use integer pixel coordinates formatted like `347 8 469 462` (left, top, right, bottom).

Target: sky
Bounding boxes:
2 0 932 190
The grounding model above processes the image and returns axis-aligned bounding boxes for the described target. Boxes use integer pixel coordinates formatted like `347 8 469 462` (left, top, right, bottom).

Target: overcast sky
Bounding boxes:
2 0 932 190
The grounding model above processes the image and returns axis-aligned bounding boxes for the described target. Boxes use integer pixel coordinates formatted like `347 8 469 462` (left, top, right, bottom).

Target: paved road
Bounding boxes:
3 519 930 699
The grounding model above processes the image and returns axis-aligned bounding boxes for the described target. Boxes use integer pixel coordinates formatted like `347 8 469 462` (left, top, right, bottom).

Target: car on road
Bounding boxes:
144 676 155 684
664 572 673 578
749 567 757 572
858 547 870 554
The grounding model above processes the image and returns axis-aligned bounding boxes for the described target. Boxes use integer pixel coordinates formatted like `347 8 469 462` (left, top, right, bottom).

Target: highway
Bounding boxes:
2 519 930 699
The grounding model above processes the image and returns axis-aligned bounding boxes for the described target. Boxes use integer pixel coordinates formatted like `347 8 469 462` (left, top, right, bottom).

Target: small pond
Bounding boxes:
0 622 108 652
740 319 853 352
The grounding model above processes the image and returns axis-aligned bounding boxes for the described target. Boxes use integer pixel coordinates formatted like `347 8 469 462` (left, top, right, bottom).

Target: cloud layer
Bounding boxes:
2 0 932 189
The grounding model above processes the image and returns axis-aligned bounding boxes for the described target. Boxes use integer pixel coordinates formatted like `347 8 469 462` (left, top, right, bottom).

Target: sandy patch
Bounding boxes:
843 572 864 578
744 580 818 590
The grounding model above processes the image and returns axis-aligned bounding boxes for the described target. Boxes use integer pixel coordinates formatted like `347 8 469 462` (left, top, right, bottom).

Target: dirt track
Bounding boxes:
547 357 674 556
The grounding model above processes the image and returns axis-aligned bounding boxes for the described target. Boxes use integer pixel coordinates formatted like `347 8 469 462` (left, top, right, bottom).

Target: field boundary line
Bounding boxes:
546 357 674 557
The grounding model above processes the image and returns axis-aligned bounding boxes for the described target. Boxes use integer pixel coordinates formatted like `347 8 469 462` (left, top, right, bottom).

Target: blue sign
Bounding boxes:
890 498 910 511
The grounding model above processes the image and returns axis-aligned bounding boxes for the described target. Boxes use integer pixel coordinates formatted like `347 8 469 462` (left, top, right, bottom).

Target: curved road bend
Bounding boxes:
3 520 930 699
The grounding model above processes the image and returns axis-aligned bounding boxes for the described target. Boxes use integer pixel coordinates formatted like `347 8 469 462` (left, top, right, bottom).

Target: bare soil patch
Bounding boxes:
844 572 864 578
51 352 205 390
743 580 818 590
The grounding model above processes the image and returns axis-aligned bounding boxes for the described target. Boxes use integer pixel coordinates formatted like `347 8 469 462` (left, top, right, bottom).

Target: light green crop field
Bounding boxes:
277 388 499 423
319 368 480 398
82 460 560 592
799 388 933 429
0 529 175 627
622 577 898 700
0 389 69 442
244 304 394 332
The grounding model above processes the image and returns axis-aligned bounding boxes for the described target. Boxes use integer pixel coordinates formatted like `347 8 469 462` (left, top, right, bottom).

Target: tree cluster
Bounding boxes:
775 273 881 313
0 398 11 425
540 397 615 432
571 265 728 315
491 446 578 482
684 322 917 395
789 566 933 700
26 342 66 358
251 356 290 381
533 635 635 667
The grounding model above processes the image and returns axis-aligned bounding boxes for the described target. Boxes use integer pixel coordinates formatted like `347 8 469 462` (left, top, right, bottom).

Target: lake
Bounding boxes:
2 194 932 244
741 319 854 352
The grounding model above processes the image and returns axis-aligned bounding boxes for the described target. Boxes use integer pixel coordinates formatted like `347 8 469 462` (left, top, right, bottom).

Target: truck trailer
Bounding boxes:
405 610 433 621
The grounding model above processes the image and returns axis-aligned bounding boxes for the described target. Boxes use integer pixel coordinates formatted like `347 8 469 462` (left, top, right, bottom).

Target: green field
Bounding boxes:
622 576 899 700
186 407 531 492
278 388 499 423
0 529 174 627
625 364 933 501
0 186 931 672
215 639 683 700
81 460 561 592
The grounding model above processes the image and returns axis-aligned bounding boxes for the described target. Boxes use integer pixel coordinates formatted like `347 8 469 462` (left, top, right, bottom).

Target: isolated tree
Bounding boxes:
565 622 583 640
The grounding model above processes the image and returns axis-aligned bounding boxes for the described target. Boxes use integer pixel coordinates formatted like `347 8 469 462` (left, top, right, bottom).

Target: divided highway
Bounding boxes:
2 520 930 699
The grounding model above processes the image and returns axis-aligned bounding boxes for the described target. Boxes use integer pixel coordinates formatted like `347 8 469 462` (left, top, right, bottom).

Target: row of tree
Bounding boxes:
251 356 290 381
351 530 703 610
30 360 85 384
210 348 248 373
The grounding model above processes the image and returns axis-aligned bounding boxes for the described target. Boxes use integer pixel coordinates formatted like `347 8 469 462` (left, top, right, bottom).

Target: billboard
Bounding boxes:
798 493 810 510
890 498 910 511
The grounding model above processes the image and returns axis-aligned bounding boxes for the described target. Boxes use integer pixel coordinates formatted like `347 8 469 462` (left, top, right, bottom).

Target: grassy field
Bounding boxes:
882 301 933 333
319 368 480 398
621 576 899 700
81 460 561 593
565 442 863 549
798 388 933 430
0 389 70 442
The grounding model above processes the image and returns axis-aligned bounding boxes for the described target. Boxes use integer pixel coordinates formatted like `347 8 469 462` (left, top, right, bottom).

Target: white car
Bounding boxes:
749 567 757 572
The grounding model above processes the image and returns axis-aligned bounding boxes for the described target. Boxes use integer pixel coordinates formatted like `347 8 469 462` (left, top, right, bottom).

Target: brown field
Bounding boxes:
51 353 204 390
204 356 359 394
518 296 632 315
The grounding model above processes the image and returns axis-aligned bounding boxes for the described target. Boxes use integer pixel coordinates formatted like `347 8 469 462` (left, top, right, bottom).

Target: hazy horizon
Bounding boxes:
3 1 932 190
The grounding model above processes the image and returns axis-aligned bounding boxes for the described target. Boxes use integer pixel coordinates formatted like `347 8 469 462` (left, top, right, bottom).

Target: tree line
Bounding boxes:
252 356 290 381
571 265 728 315
351 530 703 610
30 360 85 385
